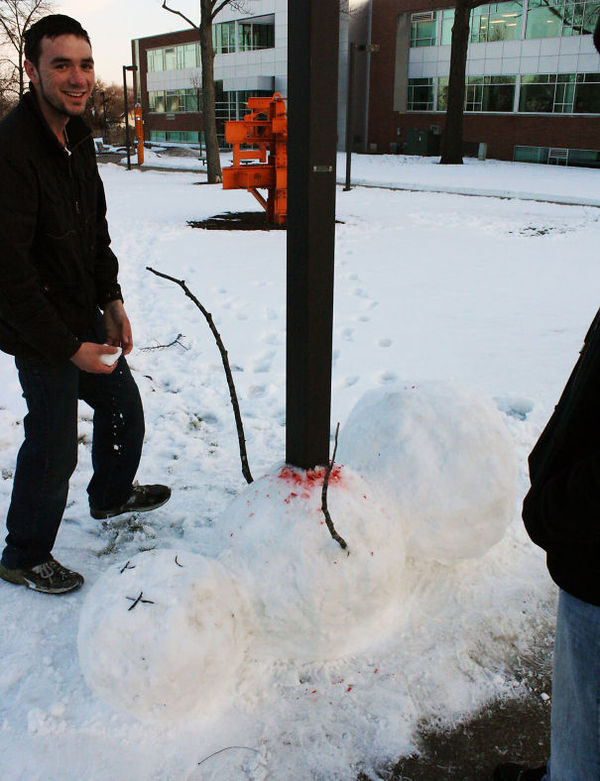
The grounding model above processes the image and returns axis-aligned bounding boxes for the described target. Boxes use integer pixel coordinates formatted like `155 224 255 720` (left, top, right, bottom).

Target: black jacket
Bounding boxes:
523 308 600 605
0 87 122 364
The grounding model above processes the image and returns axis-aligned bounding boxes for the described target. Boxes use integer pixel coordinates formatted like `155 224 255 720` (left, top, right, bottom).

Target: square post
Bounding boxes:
286 0 340 469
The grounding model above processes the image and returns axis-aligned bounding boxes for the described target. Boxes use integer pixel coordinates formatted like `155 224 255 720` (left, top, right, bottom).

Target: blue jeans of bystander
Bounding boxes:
545 588 600 781
1 314 144 569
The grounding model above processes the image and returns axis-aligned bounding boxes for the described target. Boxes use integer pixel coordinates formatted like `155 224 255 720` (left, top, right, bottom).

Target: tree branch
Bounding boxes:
146 266 253 484
161 0 199 31
321 423 348 551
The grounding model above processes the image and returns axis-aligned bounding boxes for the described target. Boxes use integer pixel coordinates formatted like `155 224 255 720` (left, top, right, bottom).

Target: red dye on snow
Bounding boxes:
346 685 353 692
278 464 343 487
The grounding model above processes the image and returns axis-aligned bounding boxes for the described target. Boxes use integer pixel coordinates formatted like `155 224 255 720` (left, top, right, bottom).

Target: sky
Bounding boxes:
54 0 200 84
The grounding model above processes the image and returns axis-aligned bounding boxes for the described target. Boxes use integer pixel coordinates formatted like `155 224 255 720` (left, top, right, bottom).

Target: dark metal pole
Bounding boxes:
100 90 107 145
344 42 356 192
286 0 340 469
123 65 131 171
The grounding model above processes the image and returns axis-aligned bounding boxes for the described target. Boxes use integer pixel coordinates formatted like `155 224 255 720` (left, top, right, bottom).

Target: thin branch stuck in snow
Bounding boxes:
321 423 348 551
146 266 253 484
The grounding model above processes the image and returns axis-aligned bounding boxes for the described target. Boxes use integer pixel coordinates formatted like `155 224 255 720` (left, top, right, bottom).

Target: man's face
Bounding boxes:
25 33 94 120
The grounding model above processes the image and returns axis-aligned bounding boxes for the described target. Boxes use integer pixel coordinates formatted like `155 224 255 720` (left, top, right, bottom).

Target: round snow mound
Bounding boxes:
78 549 249 721
337 382 518 563
217 463 405 663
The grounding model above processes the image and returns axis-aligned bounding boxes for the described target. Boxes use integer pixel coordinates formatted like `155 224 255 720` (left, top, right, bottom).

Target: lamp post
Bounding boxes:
343 43 379 192
100 89 108 146
122 64 137 171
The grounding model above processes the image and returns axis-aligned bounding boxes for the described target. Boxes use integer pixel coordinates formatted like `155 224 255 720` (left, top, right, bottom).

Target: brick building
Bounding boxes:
361 0 600 163
132 0 600 164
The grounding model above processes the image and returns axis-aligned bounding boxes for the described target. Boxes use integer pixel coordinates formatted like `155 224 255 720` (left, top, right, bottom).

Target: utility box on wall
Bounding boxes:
406 128 440 156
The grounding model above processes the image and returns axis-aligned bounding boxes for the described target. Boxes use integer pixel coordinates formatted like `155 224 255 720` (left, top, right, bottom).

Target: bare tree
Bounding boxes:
0 0 54 99
440 0 486 165
84 78 134 143
161 0 247 184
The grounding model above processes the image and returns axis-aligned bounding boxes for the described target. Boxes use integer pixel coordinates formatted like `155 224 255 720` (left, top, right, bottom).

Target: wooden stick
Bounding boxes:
321 422 348 551
146 266 253 484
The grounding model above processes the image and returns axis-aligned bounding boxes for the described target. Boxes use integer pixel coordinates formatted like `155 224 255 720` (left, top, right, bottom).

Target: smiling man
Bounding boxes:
0 15 170 594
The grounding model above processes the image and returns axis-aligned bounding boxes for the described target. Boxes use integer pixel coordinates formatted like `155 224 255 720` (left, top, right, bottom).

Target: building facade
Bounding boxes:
365 0 600 162
131 0 287 146
132 0 600 164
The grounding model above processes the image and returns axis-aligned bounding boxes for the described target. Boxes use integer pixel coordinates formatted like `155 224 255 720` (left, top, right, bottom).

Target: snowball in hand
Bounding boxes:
99 345 122 366
337 382 518 563
78 549 250 721
217 463 405 663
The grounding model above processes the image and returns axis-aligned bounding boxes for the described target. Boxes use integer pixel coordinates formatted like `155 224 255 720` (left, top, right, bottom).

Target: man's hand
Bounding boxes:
103 299 133 355
71 342 120 374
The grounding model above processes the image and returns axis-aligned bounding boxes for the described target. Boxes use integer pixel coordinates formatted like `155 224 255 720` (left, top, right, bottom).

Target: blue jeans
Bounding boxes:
1 320 144 569
545 589 600 781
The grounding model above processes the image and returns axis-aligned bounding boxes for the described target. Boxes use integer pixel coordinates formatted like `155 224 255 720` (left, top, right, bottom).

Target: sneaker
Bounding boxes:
90 483 171 520
0 557 84 594
493 764 547 781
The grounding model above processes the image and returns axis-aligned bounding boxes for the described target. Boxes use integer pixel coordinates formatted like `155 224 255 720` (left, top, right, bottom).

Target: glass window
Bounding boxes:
166 89 179 112
441 9 455 45
147 48 164 72
575 73 600 112
471 3 522 42
213 21 236 53
526 0 600 38
148 90 166 112
407 78 434 110
437 76 515 111
410 12 437 47
437 76 449 109
149 130 167 142
238 21 275 51
164 47 177 70
514 145 550 162
176 43 198 69
518 73 600 113
179 88 199 112
519 74 557 110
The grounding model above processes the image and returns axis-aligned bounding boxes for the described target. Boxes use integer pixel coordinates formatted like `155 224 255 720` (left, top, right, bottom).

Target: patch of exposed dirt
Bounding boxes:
188 211 285 231
359 629 553 781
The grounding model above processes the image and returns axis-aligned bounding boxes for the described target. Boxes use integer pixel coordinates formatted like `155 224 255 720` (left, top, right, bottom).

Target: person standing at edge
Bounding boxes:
0 14 170 595
495 20 600 779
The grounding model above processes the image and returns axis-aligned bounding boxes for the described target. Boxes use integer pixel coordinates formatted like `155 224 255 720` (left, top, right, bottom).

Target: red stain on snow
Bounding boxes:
278 464 343 487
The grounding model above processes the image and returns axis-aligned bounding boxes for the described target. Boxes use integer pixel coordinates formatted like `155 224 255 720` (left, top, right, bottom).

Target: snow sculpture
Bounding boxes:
218 463 405 663
337 382 518 563
78 549 250 721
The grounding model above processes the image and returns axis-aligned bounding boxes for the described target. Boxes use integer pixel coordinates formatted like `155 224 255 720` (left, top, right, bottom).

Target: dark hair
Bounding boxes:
24 14 91 67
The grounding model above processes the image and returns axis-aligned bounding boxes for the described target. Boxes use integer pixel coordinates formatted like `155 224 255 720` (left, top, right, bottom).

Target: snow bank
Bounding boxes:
338 382 518 563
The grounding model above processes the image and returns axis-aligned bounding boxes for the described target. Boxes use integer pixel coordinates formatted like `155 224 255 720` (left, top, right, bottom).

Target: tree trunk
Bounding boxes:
19 41 24 97
200 2 222 183
440 0 471 165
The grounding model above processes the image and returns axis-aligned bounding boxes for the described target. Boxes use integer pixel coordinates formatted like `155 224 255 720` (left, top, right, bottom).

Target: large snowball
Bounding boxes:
217 463 405 663
78 549 250 721
337 382 518 563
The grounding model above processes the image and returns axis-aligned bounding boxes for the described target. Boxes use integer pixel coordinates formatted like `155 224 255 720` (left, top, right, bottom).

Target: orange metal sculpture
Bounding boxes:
222 93 287 226
134 104 144 166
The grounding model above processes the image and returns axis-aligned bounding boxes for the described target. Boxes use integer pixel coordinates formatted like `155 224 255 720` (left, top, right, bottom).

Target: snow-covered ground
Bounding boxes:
1 156 599 780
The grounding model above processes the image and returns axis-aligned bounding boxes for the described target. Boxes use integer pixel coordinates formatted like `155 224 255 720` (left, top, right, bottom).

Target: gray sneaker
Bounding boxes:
90 483 171 520
0 557 84 594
